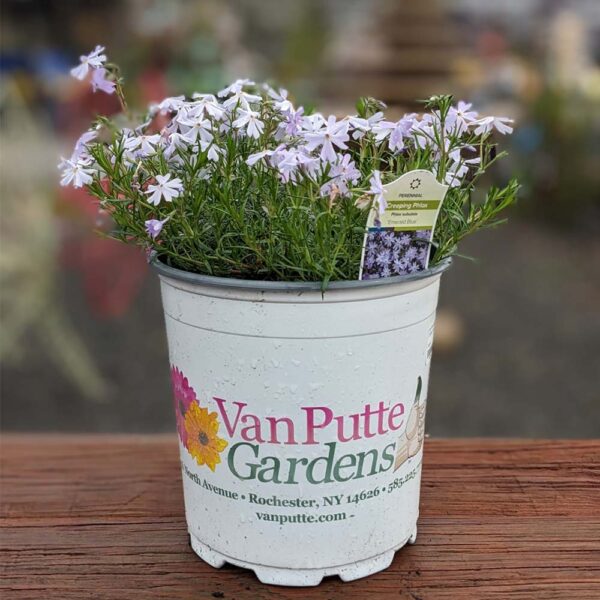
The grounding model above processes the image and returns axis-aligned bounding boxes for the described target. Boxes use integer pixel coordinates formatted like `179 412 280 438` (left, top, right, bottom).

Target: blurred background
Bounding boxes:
1 0 599 437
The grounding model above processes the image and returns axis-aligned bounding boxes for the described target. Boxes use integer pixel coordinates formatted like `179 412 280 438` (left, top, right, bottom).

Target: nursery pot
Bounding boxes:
153 257 451 586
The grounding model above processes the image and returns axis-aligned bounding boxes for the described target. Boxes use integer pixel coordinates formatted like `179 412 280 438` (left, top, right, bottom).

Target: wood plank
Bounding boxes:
1 436 599 599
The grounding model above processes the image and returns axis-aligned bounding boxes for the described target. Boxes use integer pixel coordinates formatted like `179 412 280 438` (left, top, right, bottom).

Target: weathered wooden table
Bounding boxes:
1 436 598 599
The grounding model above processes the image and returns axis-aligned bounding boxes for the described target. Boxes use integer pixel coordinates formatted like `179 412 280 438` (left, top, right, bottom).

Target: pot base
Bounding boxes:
189 528 418 587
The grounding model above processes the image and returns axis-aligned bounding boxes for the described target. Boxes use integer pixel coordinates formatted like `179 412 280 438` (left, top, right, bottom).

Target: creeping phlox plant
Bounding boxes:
60 46 519 283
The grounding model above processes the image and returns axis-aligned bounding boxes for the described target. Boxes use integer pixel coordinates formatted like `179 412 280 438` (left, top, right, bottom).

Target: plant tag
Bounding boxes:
359 170 448 280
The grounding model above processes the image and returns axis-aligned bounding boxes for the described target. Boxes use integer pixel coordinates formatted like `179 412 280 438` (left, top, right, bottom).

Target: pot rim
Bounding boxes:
150 253 452 293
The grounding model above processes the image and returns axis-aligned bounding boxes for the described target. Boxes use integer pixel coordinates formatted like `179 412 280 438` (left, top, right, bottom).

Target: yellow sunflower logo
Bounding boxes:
184 402 228 471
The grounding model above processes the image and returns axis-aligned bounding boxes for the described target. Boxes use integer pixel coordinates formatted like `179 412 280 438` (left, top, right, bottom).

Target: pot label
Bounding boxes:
172 365 427 514
174 364 424 484
359 169 448 279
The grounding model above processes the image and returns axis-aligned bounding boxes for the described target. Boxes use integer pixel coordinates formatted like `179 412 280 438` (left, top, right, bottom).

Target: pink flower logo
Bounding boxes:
170 366 197 446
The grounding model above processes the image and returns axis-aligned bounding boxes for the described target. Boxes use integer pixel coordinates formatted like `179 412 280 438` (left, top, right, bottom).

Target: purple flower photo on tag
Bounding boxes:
361 229 431 279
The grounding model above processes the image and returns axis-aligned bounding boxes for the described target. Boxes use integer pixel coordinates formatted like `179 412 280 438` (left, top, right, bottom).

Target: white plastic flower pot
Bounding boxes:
153 258 450 586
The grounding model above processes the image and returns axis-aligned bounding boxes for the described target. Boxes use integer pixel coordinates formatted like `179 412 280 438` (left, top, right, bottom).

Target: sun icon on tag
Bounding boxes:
410 178 421 190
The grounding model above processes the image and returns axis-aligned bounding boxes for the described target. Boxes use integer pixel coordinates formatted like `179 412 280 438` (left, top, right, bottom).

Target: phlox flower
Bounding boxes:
474 116 514 136
123 133 162 157
443 157 480 187
145 216 170 239
163 132 190 159
152 96 186 115
296 151 321 179
303 115 349 163
145 174 184 206
411 118 435 150
190 94 226 120
368 170 387 214
217 79 255 98
223 90 262 111
176 114 214 144
70 45 107 80
301 113 327 133
373 116 413 152
199 139 221 162
325 154 360 196
59 157 95 188
281 106 304 136
90 68 116 94
274 149 302 183
447 101 478 135
233 109 264 139
71 130 98 161
348 112 384 140
331 153 360 182
268 87 293 113
246 149 276 166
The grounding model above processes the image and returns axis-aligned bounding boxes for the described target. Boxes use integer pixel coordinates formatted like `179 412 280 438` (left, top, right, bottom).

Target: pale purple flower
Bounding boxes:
373 116 413 152
163 132 189 158
296 152 321 178
282 106 304 136
223 90 262 111
190 94 226 120
348 112 384 140
145 216 170 239
246 150 271 166
326 154 361 196
275 149 302 183
447 101 478 135
71 130 98 161
123 133 162 157
176 114 214 144
268 87 293 113
217 79 255 98
233 109 264 139
59 157 94 188
444 157 480 187
90 68 116 94
330 154 360 184
368 170 387 214
412 112 444 150
153 95 186 115
199 139 221 162
372 120 394 144
301 113 327 133
474 116 514 136
70 45 107 80
303 115 349 163
145 174 184 206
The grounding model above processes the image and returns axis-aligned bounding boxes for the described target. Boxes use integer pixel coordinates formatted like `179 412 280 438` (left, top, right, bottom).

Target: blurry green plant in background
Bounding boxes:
514 88 599 228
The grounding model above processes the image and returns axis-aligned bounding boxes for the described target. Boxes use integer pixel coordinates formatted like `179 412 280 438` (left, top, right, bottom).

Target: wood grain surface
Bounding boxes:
1 435 599 599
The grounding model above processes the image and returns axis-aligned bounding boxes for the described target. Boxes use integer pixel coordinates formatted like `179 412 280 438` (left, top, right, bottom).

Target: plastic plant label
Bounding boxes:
359 170 448 280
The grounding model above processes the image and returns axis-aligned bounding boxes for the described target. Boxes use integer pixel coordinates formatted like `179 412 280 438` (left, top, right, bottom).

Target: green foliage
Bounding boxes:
74 87 519 283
